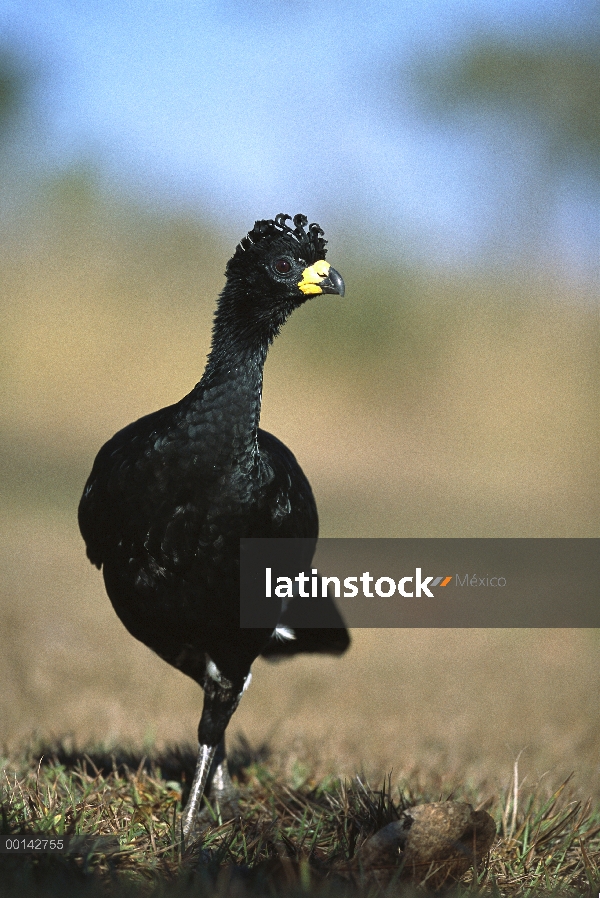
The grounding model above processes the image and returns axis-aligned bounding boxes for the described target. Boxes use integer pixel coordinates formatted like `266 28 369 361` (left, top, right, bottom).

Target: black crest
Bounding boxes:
233 213 327 265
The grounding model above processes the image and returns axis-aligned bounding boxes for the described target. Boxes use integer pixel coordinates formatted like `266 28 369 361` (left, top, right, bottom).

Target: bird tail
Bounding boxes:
260 625 350 660
260 577 350 660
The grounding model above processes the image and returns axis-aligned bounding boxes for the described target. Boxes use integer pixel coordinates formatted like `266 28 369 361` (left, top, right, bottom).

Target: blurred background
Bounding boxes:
1 0 598 794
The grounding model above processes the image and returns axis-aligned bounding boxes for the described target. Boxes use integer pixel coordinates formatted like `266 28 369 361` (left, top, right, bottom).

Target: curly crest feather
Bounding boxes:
230 213 327 269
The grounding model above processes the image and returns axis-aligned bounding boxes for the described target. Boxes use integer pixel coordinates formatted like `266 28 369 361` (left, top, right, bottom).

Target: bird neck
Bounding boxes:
182 292 279 464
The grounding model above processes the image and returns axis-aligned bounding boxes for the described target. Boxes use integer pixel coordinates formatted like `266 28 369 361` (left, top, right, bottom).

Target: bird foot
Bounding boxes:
183 792 240 844
181 747 240 844
195 759 241 829
196 793 240 829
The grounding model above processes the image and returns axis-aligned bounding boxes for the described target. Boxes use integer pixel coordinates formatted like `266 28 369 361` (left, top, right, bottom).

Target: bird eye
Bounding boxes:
274 258 292 274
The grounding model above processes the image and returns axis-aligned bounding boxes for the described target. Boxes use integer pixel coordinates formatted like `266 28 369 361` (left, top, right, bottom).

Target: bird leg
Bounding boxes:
181 743 217 841
180 662 250 843
204 736 239 821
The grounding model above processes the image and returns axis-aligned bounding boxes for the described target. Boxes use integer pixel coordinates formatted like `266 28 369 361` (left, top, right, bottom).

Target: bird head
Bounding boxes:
225 213 345 311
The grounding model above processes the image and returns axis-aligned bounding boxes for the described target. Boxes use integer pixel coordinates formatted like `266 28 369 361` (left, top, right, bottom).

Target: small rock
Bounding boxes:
353 801 495 889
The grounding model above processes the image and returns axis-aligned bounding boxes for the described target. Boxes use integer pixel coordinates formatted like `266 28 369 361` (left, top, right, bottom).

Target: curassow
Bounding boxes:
78 213 350 840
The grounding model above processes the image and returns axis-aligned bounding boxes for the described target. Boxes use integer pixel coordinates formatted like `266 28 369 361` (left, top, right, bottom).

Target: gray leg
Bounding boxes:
205 736 240 821
181 744 217 840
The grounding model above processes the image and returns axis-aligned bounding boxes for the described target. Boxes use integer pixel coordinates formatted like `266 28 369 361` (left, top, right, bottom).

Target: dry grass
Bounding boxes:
1 738 599 896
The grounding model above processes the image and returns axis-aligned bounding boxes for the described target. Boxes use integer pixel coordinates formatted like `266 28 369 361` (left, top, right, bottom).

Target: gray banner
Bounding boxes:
240 538 599 627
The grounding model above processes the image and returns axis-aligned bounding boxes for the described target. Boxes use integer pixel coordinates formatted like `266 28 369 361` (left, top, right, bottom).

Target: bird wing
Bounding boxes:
78 404 196 572
256 429 350 659
257 429 318 539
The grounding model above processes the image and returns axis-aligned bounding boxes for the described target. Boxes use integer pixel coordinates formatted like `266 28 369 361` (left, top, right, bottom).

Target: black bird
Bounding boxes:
78 213 350 840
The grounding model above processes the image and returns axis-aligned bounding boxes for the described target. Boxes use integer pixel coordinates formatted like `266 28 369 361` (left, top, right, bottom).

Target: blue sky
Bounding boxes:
2 0 598 270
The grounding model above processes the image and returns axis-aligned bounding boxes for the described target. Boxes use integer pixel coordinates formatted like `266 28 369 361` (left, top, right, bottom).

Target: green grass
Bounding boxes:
1 738 599 896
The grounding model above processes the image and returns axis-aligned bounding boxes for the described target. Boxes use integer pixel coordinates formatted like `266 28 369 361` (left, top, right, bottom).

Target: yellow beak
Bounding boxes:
298 260 345 296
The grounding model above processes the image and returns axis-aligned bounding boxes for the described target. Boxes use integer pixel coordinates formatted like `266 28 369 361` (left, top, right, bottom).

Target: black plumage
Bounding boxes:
78 213 349 839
